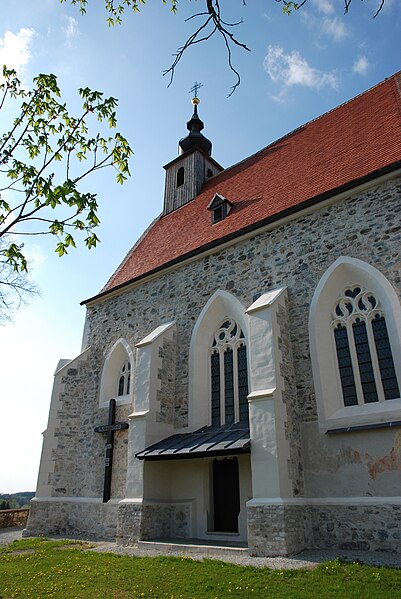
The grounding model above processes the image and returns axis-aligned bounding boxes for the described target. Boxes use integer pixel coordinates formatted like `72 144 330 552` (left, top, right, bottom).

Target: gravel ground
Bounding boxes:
2 527 401 570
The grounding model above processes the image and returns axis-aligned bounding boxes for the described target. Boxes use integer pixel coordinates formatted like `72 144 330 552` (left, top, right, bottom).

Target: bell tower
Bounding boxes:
163 83 223 215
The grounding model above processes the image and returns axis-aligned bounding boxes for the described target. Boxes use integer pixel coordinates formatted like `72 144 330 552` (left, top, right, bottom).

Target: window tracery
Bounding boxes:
210 318 248 425
332 286 399 407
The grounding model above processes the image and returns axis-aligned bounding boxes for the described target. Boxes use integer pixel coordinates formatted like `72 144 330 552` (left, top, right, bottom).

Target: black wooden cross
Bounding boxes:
189 81 203 99
94 398 129 503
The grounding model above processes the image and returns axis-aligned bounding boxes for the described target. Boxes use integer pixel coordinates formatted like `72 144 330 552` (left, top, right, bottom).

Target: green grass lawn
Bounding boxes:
1 538 401 598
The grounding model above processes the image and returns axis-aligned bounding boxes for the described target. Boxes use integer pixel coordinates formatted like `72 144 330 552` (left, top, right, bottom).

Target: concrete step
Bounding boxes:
138 538 248 557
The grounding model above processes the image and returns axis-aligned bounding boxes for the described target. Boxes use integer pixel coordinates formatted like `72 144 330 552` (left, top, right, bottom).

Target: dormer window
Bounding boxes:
208 193 232 224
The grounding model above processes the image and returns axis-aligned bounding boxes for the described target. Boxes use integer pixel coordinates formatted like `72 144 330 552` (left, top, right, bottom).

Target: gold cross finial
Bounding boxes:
189 81 203 104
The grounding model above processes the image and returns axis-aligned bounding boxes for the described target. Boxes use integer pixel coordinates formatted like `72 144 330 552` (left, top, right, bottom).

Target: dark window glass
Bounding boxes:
334 325 358 406
345 287 361 298
352 320 378 403
176 166 184 187
118 375 125 397
237 345 249 423
212 205 224 223
372 316 400 400
211 352 221 426
126 373 131 395
224 348 234 424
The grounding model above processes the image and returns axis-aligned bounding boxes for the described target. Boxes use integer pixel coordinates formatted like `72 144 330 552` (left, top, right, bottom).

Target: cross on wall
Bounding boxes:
94 398 129 503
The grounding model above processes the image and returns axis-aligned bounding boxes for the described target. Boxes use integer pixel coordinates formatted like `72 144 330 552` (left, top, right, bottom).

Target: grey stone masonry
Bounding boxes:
310 503 401 552
156 331 177 424
26 499 119 541
116 502 143 546
247 504 309 556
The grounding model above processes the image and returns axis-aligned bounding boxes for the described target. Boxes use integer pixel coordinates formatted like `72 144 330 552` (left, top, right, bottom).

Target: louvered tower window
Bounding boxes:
210 318 249 425
332 286 399 407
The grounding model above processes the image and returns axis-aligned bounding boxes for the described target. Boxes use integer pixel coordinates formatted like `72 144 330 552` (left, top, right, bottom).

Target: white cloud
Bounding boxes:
353 55 369 75
24 243 47 274
264 45 338 95
322 17 349 41
312 0 334 15
63 16 80 45
0 28 35 81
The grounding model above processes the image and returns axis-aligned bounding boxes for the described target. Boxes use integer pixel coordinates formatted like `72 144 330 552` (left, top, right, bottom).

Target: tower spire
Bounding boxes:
179 82 212 156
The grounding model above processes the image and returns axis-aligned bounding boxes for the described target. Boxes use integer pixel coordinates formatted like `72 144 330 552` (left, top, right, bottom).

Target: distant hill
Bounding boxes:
0 492 35 509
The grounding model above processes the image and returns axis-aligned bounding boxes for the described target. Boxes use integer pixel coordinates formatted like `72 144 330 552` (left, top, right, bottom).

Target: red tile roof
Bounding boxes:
96 73 401 301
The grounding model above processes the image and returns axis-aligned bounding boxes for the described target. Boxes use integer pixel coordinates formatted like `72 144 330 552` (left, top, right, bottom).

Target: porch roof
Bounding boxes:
135 422 250 461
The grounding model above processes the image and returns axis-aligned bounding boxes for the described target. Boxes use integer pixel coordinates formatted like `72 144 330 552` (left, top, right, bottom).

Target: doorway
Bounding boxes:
212 457 240 533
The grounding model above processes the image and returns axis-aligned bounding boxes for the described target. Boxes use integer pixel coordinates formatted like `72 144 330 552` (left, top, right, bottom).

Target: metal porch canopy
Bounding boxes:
135 422 250 461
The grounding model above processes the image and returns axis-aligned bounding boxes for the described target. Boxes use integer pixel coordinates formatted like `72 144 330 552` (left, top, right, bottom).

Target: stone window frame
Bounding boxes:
189 290 250 430
99 338 134 408
309 256 401 431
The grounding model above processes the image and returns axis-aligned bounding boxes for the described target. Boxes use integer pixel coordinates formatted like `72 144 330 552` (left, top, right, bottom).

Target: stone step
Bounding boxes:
138 538 248 557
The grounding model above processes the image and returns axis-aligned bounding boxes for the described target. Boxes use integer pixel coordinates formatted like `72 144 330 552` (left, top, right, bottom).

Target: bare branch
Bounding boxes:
373 0 385 17
163 0 250 95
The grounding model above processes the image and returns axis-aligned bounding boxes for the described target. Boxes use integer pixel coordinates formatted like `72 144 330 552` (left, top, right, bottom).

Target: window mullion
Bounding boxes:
233 342 239 423
219 347 225 424
347 318 364 406
366 316 386 403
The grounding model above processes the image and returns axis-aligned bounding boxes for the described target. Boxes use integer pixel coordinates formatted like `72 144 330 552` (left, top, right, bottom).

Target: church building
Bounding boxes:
26 72 401 556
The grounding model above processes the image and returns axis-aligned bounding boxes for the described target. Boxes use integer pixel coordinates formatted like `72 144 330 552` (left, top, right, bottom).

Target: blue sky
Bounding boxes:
0 0 400 493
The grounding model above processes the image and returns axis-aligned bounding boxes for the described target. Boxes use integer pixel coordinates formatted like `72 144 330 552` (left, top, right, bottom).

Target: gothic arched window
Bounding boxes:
332 286 399 407
99 339 133 407
210 318 249 425
310 256 401 431
118 360 131 397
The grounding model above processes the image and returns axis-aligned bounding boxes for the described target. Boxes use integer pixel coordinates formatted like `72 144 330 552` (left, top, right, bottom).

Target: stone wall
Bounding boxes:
276 300 304 497
83 176 401 498
310 502 401 552
247 503 310 556
156 331 177 424
248 500 401 555
38 352 131 501
25 499 118 541
0 509 29 529
140 502 192 540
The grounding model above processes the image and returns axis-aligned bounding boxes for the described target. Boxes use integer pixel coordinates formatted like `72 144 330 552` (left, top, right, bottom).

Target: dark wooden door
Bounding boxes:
213 457 240 532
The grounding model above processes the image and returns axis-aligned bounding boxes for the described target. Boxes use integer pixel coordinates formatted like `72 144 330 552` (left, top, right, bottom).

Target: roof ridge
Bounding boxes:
205 71 401 185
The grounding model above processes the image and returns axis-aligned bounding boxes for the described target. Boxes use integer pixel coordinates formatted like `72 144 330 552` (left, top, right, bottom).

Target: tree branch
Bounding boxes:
163 0 250 95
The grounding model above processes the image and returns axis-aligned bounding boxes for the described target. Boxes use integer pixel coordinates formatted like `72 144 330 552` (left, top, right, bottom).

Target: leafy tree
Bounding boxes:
0 66 132 278
64 0 386 95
